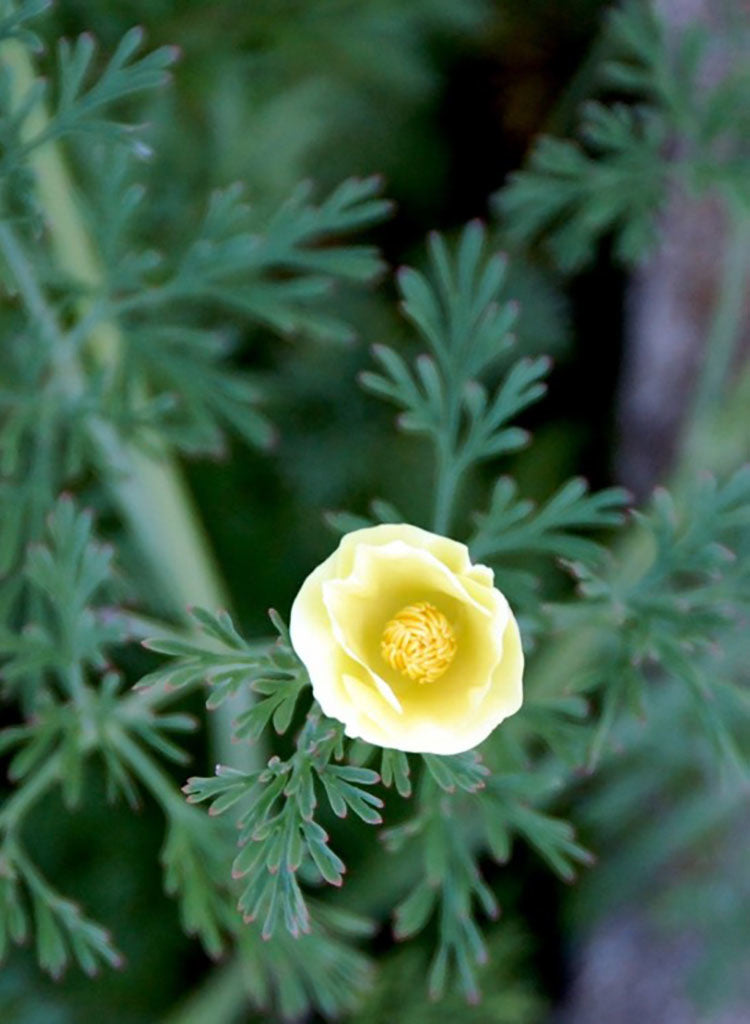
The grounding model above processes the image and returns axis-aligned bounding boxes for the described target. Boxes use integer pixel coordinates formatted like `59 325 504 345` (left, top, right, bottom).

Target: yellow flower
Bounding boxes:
289 524 523 755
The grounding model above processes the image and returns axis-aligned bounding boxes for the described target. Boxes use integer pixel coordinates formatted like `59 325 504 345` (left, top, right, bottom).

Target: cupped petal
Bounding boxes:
323 541 499 700
478 612 524 723
335 523 476 579
387 613 523 754
340 670 485 754
322 540 492 648
321 541 512 739
289 524 524 756
289 549 352 715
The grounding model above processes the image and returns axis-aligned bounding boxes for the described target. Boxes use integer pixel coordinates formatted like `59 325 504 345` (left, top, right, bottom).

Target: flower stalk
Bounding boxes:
531 197 750 711
684 197 750 468
2 39 257 770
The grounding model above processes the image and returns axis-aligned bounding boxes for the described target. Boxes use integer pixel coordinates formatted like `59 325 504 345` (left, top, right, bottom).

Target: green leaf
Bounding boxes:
160 816 228 958
380 748 412 798
7 848 123 978
423 751 489 794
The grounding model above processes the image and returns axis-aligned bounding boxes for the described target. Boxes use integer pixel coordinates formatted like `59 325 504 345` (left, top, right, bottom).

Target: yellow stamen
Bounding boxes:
380 601 456 684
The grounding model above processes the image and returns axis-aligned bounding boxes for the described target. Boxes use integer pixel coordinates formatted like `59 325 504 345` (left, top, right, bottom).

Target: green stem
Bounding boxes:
107 610 195 645
432 385 464 535
161 959 247 1024
432 450 458 535
686 203 750 447
2 40 257 770
532 201 750 704
109 727 190 818
0 753 62 834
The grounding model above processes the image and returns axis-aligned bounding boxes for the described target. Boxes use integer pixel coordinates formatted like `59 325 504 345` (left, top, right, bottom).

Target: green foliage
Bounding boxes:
45 28 176 146
360 221 552 533
499 0 750 269
0 497 118 699
141 598 565 998
184 702 383 940
157 803 230 958
0 840 123 978
571 659 750 1009
236 901 376 1021
553 468 750 766
0 5 394 1014
142 602 384 953
138 605 276 704
470 475 628 616
358 923 544 1024
0 496 378 1019
0 0 47 50
7 200 748 1015
149 0 489 202
0 499 171 976
151 545 599 1005
348 223 628 632
0 19 176 224
148 585 598 1006
500 101 666 270
422 750 489 794
246 227 619 1000
165 176 388 326
0 15 391 582
386 787 501 1002
2 0 749 1020
379 761 591 1000
335 225 748 1004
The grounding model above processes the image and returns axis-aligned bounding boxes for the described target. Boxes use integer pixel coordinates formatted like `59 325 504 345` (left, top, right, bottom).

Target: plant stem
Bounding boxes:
686 201 750 453
432 380 464 535
161 959 247 1024
432 449 459 535
2 40 257 770
109 727 190 818
532 202 750 704
0 753 62 834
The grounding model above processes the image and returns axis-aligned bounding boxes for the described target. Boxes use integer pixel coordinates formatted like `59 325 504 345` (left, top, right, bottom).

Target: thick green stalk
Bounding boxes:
109 727 193 819
161 960 247 1024
532 205 750 702
0 753 62 834
684 202 750 467
432 379 464 535
432 447 462 535
3 41 256 769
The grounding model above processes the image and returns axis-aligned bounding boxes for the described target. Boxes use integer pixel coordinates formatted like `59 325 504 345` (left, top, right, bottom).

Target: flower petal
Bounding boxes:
335 523 475 578
289 524 524 755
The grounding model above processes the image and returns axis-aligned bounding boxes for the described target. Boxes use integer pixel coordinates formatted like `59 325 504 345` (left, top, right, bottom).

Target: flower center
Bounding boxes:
380 601 456 684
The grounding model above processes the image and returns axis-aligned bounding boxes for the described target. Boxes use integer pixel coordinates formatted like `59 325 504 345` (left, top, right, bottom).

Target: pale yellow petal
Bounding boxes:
289 524 524 755
335 523 474 578
480 612 524 722
289 550 351 715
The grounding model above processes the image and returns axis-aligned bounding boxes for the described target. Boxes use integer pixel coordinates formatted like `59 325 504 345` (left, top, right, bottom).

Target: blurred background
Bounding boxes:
2 1 749 1022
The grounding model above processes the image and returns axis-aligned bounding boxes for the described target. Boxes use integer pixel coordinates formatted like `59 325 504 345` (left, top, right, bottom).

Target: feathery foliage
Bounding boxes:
145 226 617 1001
0 498 194 975
361 221 548 534
0 496 378 1017
545 468 750 766
0 3 387 1016
0 17 390 582
2 0 749 1020
500 0 750 269
571 656 750 1009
